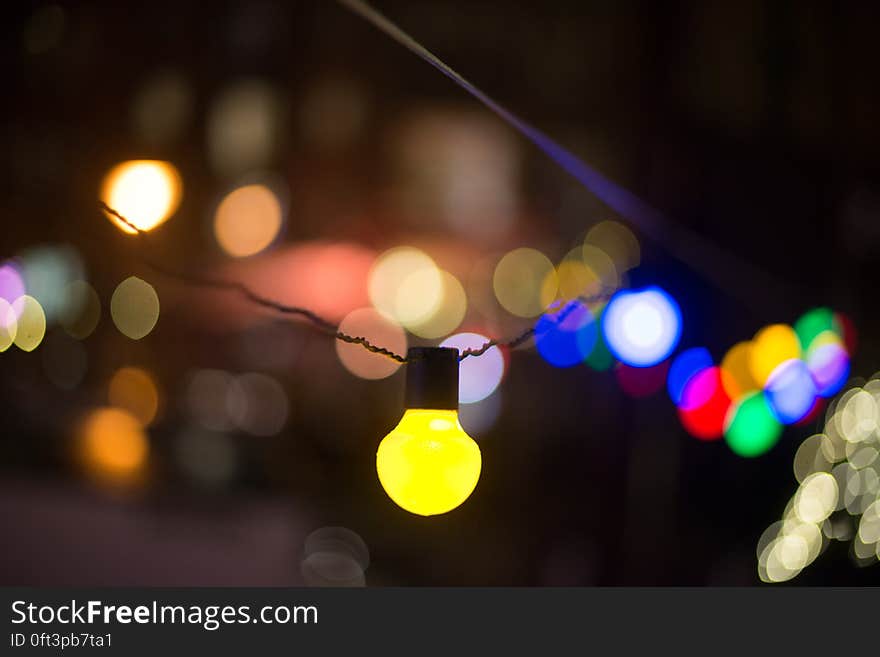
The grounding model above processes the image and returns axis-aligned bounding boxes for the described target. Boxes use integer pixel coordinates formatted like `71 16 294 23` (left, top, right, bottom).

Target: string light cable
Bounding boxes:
98 200 608 364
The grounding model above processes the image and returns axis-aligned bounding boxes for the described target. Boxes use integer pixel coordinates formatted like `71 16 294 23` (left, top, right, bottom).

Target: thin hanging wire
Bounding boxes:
336 0 797 311
101 202 604 363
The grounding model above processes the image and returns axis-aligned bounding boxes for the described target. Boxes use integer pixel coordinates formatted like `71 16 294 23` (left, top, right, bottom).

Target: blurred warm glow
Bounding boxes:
584 220 640 273
60 280 101 339
108 366 160 426
214 184 283 258
795 472 838 523
227 372 289 436
720 341 759 399
555 250 602 301
336 307 407 380
110 276 160 340
208 80 281 178
368 247 441 326
131 72 193 145
408 271 467 339
9 295 46 352
100 160 182 234
748 324 801 387
493 247 557 317
78 407 149 485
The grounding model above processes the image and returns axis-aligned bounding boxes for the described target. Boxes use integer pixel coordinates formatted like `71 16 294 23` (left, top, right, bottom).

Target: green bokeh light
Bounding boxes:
584 306 614 371
793 307 840 352
724 392 782 457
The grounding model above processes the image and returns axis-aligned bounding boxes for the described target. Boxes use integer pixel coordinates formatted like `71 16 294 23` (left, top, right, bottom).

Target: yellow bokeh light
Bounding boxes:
376 409 481 516
9 295 46 352
368 247 441 325
584 220 640 273
720 341 759 399
555 252 601 302
0 299 16 352
336 308 407 380
493 247 557 317
108 366 160 426
408 271 467 339
213 184 283 258
78 407 149 485
110 276 160 340
748 324 801 387
100 160 182 234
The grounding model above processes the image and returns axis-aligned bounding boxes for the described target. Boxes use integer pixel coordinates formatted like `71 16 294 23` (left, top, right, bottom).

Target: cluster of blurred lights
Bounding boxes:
185 368 289 437
757 374 880 582
669 308 853 457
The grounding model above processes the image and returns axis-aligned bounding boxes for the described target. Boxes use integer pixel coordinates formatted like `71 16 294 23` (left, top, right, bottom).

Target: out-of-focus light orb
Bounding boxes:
110 276 159 340
0 261 25 306
748 324 801 387
19 244 84 322
794 307 841 353
78 407 149 485
131 71 193 145
336 308 407 380
602 287 682 367
807 341 849 398
724 392 783 457
208 79 281 178
368 247 441 325
615 361 669 398
555 249 605 301
534 300 597 368
859 500 880 545
60 280 101 339
41 331 87 390
584 220 640 273
720 341 759 399
667 347 713 406
213 183 283 258
493 248 557 317
765 359 818 425
8 295 46 352
793 434 831 484
0 300 16 352
581 245 619 292
226 372 289 436
100 160 182 234
836 389 878 444
677 366 732 441
409 271 467 339
175 430 239 488
302 526 370 587
441 332 505 404
584 304 614 371
794 472 838 524
186 369 237 432
109 366 160 426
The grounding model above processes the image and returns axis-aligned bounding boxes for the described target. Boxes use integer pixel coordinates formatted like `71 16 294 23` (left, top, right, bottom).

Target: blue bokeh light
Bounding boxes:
535 300 597 368
601 287 682 367
807 342 850 398
765 359 818 425
667 347 713 406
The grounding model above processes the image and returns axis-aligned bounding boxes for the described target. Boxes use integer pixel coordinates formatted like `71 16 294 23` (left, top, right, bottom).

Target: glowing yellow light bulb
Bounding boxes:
377 408 481 516
376 346 481 516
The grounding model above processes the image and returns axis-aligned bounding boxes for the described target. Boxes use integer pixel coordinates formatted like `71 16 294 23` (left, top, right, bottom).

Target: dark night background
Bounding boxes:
1 0 879 585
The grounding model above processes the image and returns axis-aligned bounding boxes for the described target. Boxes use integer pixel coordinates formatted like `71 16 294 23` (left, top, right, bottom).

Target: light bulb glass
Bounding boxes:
376 409 481 516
